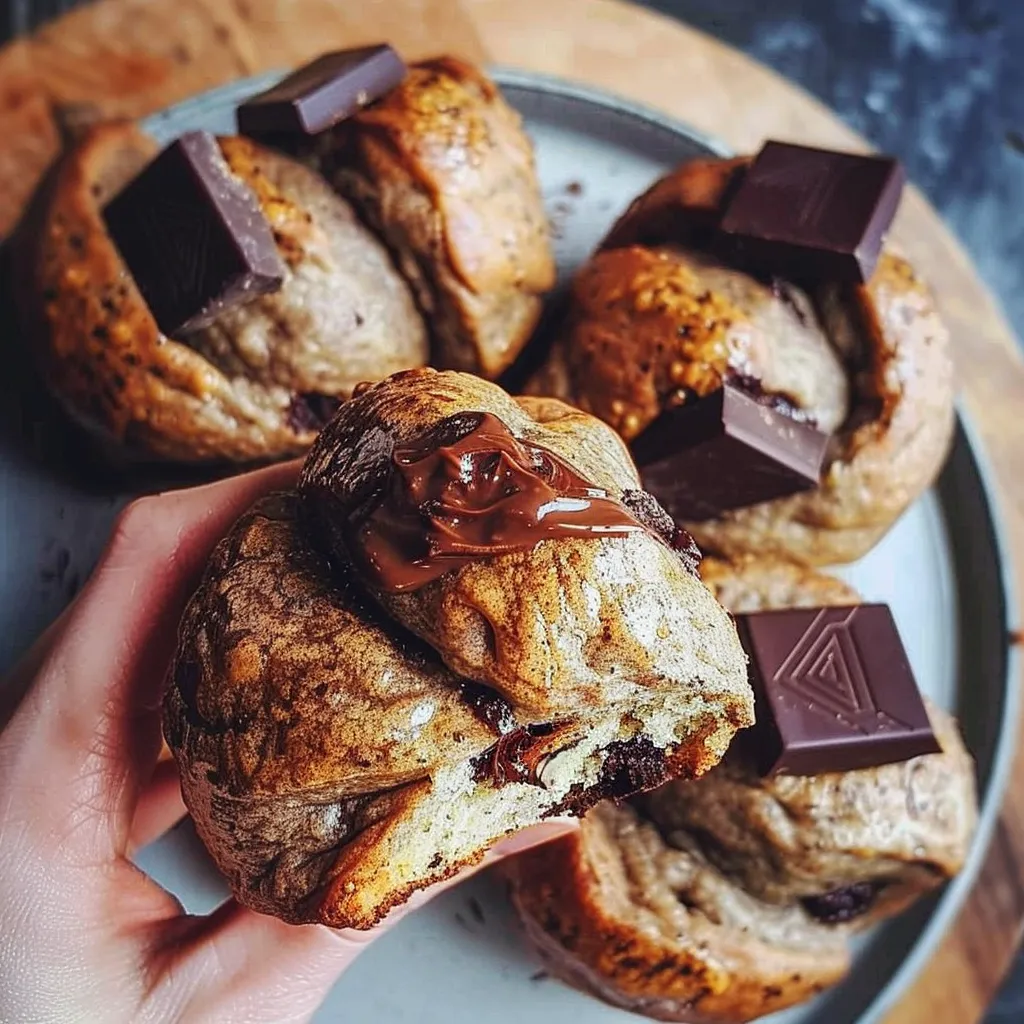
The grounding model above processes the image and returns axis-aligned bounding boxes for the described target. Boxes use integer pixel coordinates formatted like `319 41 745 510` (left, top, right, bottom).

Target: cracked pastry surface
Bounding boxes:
324 56 556 379
506 556 976 1023
16 122 427 464
164 369 752 929
528 157 954 565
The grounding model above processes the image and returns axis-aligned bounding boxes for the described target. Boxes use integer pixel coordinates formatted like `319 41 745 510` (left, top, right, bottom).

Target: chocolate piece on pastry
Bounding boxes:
322 57 556 378
164 369 751 929
528 155 953 565
506 557 976 1023
16 122 426 464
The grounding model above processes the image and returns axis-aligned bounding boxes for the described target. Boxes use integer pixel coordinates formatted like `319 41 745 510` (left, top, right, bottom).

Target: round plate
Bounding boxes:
3 69 1016 1024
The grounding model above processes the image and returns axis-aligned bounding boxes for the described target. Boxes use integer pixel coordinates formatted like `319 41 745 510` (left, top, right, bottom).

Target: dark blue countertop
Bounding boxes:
644 0 1024 349
5 0 1024 1019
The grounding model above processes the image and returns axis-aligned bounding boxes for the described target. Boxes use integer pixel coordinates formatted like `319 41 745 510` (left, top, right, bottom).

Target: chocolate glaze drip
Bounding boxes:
353 411 649 592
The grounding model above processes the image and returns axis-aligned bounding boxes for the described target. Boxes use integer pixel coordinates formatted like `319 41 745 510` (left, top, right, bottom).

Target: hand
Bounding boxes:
0 465 576 1024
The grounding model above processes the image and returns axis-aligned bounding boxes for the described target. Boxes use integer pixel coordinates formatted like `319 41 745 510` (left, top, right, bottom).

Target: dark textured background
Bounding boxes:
4 0 1023 1018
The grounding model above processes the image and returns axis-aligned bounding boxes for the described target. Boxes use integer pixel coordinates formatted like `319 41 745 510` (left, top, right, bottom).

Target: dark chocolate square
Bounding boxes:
103 131 285 337
631 385 828 521
737 604 941 776
236 45 407 139
716 141 905 284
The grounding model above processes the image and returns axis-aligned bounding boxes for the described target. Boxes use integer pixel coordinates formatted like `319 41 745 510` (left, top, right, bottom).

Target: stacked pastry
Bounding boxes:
163 368 754 928
17 46 555 463
18 42 976 1021
513 142 973 1021
506 557 975 1022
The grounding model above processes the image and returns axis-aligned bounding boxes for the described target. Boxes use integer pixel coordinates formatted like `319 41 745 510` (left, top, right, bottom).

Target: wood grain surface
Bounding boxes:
1 0 1022 1021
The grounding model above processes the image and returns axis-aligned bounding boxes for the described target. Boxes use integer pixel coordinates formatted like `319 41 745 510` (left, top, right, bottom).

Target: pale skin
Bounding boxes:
0 463 575 1024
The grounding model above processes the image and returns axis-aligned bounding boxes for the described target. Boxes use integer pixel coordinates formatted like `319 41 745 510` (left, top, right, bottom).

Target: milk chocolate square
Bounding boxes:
236 45 406 140
716 141 905 284
103 131 285 337
737 604 941 776
631 385 828 521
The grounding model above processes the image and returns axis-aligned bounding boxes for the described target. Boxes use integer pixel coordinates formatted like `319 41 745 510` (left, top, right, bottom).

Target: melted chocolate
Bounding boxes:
459 681 517 735
549 736 671 817
801 881 880 924
595 736 670 799
286 392 342 433
353 412 649 592
471 723 561 787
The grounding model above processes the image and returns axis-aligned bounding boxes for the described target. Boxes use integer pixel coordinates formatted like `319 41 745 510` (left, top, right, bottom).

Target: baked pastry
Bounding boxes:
529 156 954 565
322 56 556 378
16 122 427 464
163 369 752 929
506 556 976 1022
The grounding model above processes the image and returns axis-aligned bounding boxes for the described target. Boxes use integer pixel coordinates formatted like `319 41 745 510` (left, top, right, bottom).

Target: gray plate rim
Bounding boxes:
142 66 1022 1024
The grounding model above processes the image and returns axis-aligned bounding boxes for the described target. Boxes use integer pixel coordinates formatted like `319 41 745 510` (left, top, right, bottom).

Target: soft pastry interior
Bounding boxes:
505 556 977 1023
17 123 427 464
164 370 752 928
548 244 850 442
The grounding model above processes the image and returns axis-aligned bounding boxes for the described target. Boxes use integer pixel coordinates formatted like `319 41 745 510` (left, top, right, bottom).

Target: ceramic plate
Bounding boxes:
2 68 1017 1024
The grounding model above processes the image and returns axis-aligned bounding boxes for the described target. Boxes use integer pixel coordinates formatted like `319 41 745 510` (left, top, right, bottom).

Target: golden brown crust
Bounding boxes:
299 369 752 723
529 157 954 565
16 122 426 464
166 370 755 929
327 57 556 378
507 803 847 1023
547 245 849 442
507 557 977 1022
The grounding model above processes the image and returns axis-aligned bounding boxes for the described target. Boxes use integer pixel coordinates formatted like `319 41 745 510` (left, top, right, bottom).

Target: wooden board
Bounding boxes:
1 0 1022 1020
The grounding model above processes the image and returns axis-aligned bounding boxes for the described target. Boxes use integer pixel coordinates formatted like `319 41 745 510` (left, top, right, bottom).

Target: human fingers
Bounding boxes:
144 819 579 1022
2 461 300 859
148 900 370 1024
127 757 187 855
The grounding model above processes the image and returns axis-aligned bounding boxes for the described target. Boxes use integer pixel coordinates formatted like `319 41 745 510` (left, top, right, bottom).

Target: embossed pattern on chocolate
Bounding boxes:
737 604 941 775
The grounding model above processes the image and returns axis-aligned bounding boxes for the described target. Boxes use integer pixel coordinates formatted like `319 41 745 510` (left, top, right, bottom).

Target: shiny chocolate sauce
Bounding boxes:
471 723 560 787
353 411 649 592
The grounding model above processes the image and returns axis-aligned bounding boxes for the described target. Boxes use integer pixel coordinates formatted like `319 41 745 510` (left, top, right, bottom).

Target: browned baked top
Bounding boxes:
17 121 426 463
298 369 752 720
327 57 556 377
528 157 953 565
